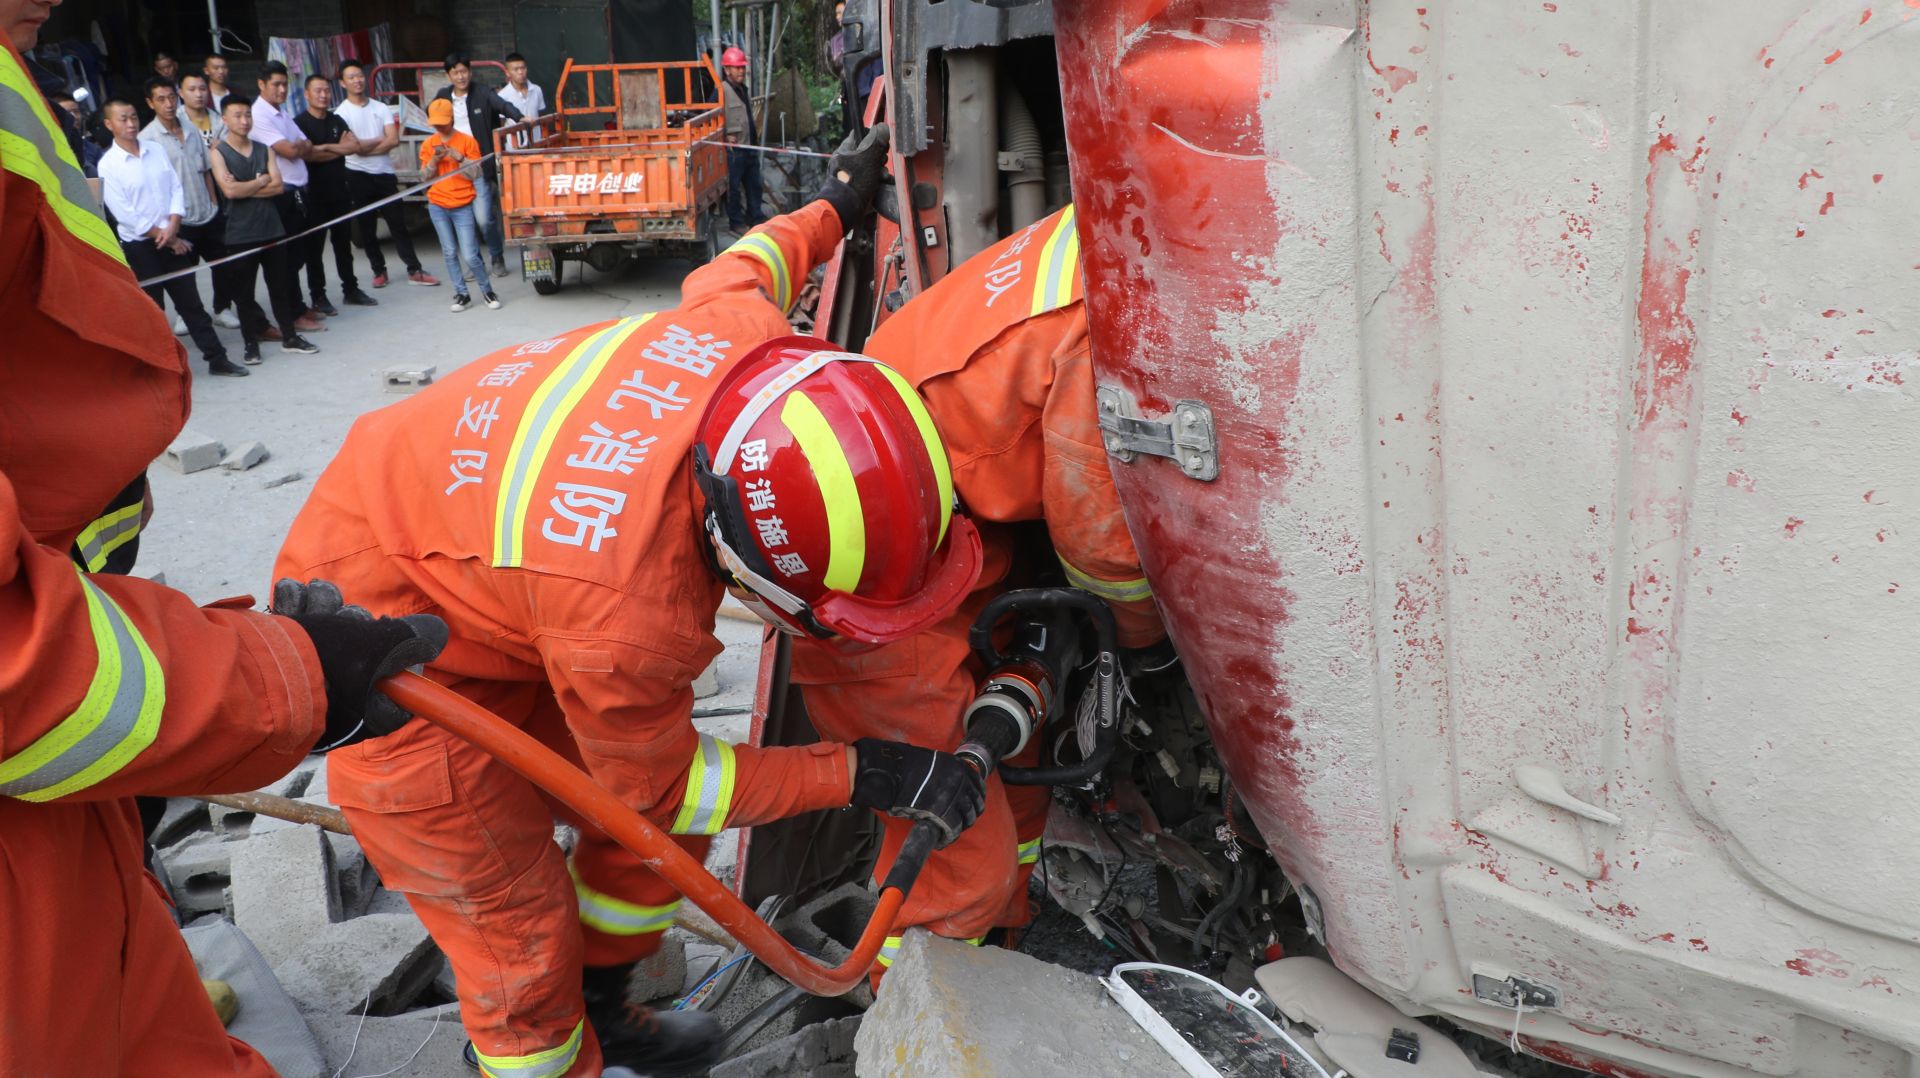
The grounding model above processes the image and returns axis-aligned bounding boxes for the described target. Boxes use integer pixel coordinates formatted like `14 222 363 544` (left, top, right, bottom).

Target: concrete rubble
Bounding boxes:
221 440 270 471
853 930 1174 1077
163 428 223 473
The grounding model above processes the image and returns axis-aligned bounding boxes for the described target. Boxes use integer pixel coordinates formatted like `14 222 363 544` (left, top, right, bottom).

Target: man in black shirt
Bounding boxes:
293 74 375 310
432 54 521 276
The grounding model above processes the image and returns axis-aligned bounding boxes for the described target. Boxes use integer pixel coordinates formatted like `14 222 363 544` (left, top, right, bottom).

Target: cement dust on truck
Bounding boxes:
730 1 1920 1076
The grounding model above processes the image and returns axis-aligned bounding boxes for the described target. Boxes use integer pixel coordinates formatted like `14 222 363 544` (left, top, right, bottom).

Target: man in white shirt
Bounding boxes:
334 58 436 287
141 75 228 332
499 52 546 122
252 61 325 328
97 98 246 377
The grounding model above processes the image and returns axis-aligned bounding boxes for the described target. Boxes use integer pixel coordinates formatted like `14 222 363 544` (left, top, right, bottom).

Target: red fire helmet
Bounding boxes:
693 337 983 646
721 46 749 68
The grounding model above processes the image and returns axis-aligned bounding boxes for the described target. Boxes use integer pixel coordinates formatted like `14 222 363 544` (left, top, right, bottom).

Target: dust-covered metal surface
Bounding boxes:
1056 1 1920 1075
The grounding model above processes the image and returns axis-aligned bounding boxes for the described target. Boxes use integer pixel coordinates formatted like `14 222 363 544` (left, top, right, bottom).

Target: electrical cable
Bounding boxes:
674 952 752 1011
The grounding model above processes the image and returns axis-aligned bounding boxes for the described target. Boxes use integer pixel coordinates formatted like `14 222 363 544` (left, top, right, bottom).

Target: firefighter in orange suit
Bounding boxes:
273 125 989 1078
0 24 447 1077
790 203 1167 972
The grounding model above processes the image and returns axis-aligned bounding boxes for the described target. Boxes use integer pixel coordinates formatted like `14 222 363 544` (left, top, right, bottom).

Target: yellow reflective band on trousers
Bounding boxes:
1017 838 1043 866
571 862 682 936
779 390 865 592
0 572 164 801
873 364 954 544
726 231 793 312
74 501 144 573
474 1019 584 1078
874 934 985 968
492 314 655 567
1029 204 1080 317
0 54 124 264
1059 557 1153 605
670 733 737 835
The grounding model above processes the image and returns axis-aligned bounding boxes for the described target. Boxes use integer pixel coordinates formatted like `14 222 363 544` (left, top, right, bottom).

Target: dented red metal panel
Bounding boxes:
1057 1 1920 1074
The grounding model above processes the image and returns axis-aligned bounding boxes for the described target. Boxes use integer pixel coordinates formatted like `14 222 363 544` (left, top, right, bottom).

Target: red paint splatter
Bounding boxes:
1797 168 1823 189
1795 226 1807 238
1542 1 1558 9
1873 173 1884 183
1730 407 1748 426
1644 932 1677 943
1413 124 1428 136
1689 938 1710 952
1862 7 1874 22
1819 191 1836 215
1560 42 1582 57
1726 470 1756 492
1825 49 1844 64
1635 133 1698 426
1877 530 1890 542
1821 308 1843 317
1784 517 1805 538
1786 948 1851 978
1864 490 1877 502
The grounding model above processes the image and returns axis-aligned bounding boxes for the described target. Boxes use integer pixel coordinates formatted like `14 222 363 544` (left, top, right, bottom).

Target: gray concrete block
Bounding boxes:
221 440 270 470
329 834 382 918
259 757 320 799
207 798 254 838
276 913 442 1016
164 428 223 473
693 663 720 699
164 837 237 916
382 364 437 393
305 1013 470 1077
853 931 1172 1078
714 1015 860 1078
232 826 340 969
627 937 687 1005
151 796 210 847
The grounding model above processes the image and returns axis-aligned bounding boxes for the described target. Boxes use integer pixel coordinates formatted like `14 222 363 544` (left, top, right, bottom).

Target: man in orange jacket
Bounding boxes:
273 125 990 1078
0 14 447 1076
790 203 1167 972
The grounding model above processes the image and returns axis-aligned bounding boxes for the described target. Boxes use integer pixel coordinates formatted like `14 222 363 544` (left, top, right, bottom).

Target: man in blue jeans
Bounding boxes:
720 46 764 232
432 53 522 277
420 98 499 312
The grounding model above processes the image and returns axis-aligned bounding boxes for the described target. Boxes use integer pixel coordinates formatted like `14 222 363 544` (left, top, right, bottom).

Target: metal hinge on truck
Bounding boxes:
1096 386 1219 482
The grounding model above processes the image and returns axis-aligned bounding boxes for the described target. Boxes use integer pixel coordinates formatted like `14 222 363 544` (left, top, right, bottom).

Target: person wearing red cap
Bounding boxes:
273 123 987 1078
420 95 497 312
719 45 763 232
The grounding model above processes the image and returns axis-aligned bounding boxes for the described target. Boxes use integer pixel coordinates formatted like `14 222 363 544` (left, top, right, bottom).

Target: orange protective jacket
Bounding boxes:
787 204 1163 949
863 204 1160 645
276 200 856 839
1 43 325 1077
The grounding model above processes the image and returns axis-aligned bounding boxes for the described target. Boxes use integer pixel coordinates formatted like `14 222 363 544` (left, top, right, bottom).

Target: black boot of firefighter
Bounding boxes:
580 961 725 1077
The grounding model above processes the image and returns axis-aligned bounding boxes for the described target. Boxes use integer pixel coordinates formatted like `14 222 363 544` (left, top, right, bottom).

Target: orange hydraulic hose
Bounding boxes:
381 670 902 997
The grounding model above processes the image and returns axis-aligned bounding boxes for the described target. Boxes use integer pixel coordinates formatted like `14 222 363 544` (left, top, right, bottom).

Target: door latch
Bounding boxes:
1096 386 1218 482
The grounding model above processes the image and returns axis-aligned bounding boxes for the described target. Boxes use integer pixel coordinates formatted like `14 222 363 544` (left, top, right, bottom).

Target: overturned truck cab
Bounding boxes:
748 2 1920 1076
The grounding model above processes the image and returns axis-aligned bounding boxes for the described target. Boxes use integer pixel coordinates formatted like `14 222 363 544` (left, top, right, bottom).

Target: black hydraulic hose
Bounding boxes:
971 588 1124 788
968 587 1117 668
1192 861 1252 961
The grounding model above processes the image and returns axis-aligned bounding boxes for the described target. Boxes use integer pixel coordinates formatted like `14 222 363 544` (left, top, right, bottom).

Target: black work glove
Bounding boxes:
817 122 890 234
848 737 986 848
272 578 450 753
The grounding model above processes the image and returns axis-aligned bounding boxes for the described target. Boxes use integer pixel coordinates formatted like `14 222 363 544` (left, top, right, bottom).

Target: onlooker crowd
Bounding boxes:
100 49 546 361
